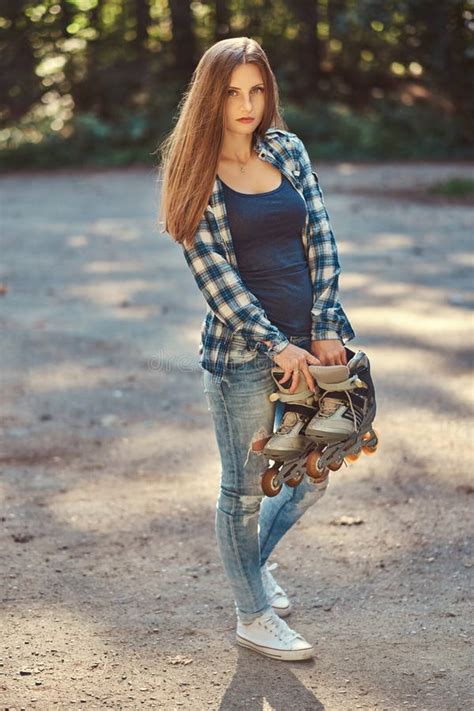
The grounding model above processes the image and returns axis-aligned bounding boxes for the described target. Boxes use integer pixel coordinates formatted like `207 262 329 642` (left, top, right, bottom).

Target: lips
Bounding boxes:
238 117 254 122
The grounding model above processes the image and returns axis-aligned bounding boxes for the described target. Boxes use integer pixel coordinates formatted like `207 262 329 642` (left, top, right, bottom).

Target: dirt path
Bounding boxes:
1 162 473 710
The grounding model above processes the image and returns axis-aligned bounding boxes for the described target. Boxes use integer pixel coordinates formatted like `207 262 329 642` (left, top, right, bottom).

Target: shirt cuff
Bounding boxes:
311 326 342 342
256 333 290 357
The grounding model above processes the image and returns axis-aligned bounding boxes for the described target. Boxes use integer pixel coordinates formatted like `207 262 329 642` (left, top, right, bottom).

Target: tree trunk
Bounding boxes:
168 0 197 79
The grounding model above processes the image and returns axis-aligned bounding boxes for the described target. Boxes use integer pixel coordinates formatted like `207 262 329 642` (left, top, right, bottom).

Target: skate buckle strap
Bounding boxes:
269 389 315 404
316 374 366 392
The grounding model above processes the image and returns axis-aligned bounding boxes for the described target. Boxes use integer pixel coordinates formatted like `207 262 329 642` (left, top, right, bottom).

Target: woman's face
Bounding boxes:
224 63 265 137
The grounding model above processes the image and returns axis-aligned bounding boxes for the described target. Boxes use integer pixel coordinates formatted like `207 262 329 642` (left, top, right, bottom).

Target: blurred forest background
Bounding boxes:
1 0 473 170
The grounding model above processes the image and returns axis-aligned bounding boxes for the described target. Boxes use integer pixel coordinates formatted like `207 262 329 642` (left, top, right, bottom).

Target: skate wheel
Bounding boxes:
362 443 378 455
305 451 329 482
345 451 361 463
286 471 304 487
362 429 379 443
328 460 343 471
362 429 379 454
261 466 282 497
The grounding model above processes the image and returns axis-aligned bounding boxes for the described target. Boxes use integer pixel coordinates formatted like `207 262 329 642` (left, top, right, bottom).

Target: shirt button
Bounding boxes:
293 169 300 176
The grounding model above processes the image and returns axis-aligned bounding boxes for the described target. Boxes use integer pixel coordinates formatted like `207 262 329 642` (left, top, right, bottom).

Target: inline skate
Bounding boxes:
260 347 378 497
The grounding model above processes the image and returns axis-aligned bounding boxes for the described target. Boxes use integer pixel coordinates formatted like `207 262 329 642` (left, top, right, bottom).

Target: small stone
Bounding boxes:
166 655 193 665
12 533 34 544
100 414 119 427
330 515 364 526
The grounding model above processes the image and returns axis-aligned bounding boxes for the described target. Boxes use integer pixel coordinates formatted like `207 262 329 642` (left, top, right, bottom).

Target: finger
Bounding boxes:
301 362 317 393
289 369 300 394
279 369 292 385
307 353 321 365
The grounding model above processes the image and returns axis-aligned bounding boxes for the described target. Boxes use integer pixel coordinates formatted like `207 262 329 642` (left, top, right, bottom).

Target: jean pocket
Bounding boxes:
227 333 258 364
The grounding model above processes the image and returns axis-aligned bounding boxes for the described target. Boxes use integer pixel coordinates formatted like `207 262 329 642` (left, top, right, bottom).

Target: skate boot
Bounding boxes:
305 348 374 443
262 369 319 461
260 348 378 495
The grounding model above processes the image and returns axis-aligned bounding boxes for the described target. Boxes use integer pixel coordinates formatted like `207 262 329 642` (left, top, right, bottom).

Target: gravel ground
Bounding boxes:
0 161 473 710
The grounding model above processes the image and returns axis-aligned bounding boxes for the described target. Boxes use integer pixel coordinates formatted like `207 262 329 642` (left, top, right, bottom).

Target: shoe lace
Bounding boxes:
318 391 358 430
261 562 279 596
276 410 299 434
261 611 301 643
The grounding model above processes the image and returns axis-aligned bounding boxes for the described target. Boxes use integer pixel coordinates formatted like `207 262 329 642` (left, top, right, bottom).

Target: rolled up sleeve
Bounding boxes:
294 136 355 343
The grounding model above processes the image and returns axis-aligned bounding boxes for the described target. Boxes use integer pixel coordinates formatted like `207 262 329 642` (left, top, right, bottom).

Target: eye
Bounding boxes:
227 87 265 97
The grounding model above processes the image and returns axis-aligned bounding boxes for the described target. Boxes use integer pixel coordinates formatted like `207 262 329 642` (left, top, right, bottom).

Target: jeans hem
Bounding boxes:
237 603 273 625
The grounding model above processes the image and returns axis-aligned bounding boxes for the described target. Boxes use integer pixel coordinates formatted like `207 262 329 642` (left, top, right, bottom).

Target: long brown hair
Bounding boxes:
158 37 287 247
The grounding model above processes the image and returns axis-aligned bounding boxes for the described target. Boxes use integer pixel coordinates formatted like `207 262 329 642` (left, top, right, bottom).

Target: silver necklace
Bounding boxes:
236 149 254 173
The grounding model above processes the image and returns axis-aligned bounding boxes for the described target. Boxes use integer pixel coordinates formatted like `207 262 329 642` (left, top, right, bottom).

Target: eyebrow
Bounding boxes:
228 83 264 89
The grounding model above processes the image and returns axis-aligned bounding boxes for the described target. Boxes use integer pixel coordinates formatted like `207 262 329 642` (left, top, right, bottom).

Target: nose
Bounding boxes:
241 94 253 111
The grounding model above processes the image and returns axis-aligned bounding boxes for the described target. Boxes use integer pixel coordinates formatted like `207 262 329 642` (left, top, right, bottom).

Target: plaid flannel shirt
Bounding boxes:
181 127 355 383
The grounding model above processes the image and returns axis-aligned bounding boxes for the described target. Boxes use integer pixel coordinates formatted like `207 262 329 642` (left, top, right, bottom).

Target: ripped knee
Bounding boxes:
217 487 263 520
250 427 272 454
242 426 273 472
239 493 262 519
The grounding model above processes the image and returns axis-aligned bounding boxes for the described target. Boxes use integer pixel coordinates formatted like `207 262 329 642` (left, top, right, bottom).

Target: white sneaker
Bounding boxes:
236 608 314 661
261 562 292 617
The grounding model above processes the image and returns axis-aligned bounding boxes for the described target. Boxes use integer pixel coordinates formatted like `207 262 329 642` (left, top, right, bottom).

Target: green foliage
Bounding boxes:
0 111 161 170
284 98 471 160
428 177 474 197
0 0 472 169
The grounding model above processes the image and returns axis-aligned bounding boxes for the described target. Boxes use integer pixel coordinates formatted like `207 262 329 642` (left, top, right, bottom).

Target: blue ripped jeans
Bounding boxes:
202 334 329 623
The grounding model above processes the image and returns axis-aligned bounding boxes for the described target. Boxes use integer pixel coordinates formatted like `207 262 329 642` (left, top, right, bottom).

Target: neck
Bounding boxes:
220 130 254 163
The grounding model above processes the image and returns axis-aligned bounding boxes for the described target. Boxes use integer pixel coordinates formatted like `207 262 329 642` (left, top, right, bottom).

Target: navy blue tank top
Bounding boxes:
220 172 313 337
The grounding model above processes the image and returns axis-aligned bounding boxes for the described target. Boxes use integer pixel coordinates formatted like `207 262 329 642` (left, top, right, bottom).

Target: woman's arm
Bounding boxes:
181 214 290 355
294 136 355 345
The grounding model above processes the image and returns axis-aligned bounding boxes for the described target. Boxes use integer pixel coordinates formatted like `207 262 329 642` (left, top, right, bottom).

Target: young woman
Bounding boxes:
159 37 355 661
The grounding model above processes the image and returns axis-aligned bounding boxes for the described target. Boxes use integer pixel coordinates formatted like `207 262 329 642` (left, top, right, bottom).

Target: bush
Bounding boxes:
283 98 471 161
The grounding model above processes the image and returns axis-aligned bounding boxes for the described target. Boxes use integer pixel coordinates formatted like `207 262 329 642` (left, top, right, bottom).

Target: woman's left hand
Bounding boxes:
310 339 347 366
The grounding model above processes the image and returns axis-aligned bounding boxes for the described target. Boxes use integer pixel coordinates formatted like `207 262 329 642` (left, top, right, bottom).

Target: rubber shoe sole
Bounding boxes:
272 600 292 618
236 633 314 661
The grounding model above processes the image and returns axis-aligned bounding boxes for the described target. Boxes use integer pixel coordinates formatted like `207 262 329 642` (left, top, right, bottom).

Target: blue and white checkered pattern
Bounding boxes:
181 127 355 383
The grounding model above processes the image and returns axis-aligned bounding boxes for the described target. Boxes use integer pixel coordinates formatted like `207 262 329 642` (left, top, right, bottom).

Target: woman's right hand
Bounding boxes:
272 344 321 395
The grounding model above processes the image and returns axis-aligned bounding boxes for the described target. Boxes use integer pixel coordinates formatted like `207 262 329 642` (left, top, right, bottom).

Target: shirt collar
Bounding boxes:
207 129 282 213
